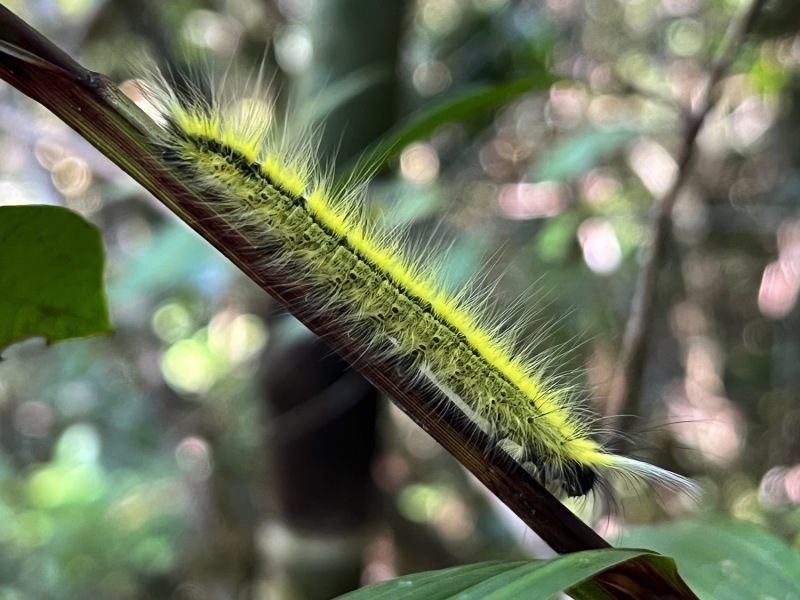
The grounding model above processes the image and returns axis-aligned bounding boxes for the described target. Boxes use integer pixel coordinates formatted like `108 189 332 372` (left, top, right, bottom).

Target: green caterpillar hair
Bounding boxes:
142 71 696 498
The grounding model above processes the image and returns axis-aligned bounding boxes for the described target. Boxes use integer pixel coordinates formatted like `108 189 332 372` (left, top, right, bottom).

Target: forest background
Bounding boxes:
1 0 799 598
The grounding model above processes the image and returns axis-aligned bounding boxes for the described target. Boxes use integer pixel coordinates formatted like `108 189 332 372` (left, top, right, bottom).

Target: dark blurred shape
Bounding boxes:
265 335 380 531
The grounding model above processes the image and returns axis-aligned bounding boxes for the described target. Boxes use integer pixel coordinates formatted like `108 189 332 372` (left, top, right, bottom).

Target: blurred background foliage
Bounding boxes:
1 0 799 598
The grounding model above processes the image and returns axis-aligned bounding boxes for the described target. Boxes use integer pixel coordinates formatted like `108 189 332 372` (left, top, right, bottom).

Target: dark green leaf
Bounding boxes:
341 74 558 185
620 517 800 600
336 548 666 600
0 205 111 354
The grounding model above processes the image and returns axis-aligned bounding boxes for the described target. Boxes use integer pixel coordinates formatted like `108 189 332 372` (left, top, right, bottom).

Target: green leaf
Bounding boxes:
620 516 800 600
108 222 223 300
336 548 677 600
534 127 637 182
295 64 389 128
341 74 558 185
0 205 111 354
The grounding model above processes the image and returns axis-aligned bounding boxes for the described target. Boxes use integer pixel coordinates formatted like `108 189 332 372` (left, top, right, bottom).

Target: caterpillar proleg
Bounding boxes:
144 71 696 499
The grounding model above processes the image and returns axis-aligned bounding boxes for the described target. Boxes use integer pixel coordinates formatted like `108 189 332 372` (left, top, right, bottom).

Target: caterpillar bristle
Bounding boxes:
141 67 697 500
603 456 702 500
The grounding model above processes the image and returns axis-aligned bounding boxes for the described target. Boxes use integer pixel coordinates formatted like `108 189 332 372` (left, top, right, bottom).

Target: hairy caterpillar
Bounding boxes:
143 71 695 499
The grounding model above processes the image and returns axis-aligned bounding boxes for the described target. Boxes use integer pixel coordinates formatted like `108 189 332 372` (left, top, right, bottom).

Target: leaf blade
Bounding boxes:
0 205 111 354
340 74 558 184
335 549 687 600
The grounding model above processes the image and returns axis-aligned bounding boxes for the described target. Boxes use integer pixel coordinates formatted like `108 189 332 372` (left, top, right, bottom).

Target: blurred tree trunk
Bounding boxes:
296 0 406 166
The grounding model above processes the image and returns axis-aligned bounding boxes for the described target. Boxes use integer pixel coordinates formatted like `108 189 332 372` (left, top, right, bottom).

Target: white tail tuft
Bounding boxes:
606 456 701 500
